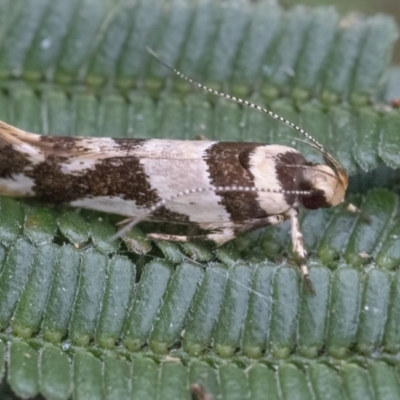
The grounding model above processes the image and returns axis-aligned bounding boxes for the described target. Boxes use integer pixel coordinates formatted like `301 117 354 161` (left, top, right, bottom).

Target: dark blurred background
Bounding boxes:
281 0 400 63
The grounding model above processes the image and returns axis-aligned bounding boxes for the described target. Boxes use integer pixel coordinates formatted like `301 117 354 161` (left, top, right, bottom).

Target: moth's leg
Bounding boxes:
289 208 315 294
346 202 370 222
147 233 201 242
234 214 284 234
207 215 285 245
346 203 359 214
147 228 236 245
147 215 285 246
206 228 236 245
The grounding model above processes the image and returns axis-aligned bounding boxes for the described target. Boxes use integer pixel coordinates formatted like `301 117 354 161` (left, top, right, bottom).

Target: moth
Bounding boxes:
0 48 359 292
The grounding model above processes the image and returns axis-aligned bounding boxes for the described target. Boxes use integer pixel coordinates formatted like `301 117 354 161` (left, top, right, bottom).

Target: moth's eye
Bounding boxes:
301 190 327 210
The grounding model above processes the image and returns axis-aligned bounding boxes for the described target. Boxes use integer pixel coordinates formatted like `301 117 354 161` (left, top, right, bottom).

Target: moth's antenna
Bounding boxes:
146 47 325 152
110 185 313 241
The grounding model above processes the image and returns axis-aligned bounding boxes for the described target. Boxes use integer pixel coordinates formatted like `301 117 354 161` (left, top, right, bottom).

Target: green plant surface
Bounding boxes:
0 1 400 399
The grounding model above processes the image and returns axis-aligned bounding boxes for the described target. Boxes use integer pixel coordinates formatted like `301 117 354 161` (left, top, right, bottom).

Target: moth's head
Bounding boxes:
300 162 348 210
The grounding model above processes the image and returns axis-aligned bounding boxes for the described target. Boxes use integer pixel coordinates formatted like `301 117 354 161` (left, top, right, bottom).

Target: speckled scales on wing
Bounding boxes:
0 121 293 226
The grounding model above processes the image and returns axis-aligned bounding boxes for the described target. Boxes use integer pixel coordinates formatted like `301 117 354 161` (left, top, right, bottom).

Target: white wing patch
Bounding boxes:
249 145 296 215
140 140 232 223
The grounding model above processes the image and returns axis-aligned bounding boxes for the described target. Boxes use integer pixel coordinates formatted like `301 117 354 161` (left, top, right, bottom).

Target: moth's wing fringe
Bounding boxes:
0 120 41 148
0 119 98 159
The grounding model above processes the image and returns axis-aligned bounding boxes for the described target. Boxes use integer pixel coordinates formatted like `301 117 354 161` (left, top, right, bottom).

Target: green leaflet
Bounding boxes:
0 0 399 399
0 0 396 103
0 191 400 360
2 344 400 399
